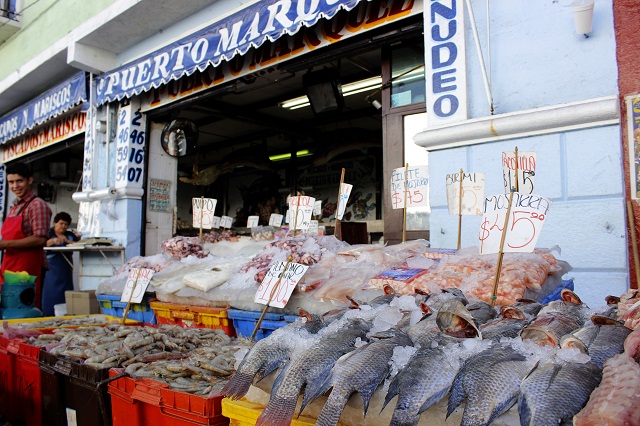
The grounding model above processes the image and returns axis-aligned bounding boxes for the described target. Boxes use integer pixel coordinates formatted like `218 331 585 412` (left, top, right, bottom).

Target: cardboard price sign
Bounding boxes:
220 215 233 229
446 172 486 215
503 151 536 194
254 261 309 308
336 183 353 220
479 192 551 254
120 268 154 304
192 198 217 229
390 165 430 209
247 215 259 228
269 213 283 227
288 196 316 229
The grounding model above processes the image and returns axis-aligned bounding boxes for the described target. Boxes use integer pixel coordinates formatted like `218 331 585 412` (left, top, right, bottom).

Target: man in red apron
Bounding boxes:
0 163 52 309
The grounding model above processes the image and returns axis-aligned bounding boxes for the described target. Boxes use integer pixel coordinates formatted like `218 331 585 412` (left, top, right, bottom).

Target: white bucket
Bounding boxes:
54 303 67 316
572 0 595 35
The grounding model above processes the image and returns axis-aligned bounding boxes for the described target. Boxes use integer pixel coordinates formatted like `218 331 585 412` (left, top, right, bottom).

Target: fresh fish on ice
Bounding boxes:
436 299 482 339
480 307 528 341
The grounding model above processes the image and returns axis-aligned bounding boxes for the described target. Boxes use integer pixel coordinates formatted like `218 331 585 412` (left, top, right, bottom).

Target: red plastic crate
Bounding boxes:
108 368 228 426
0 335 16 421
9 340 42 426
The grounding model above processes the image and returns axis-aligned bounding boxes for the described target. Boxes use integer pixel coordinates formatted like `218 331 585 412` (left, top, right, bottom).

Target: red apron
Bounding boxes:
1 203 45 309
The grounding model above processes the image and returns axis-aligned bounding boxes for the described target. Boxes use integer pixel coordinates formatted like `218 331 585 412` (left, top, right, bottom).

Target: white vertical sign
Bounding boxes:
424 0 467 127
502 151 536 194
390 165 430 210
115 104 146 189
446 172 486 215
336 183 353 220
247 215 260 228
288 196 316 229
192 198 217 229
269 213 284 227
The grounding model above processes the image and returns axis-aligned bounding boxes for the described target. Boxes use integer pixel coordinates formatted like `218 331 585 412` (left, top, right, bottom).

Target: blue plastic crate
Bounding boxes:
228 309 289 340
541 279 575 304
96 294 157 324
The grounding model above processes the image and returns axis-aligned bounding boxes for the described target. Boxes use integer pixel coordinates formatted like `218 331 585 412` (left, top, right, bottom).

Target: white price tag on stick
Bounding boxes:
336 183 353 220
220 215 233 229
390 165 430 209
503 151 536 194
254 261 309 308
269 213 283 227
192 198 217 229
478 192 551 254
446 172 486 215
120 268 154 304
313 200 322 217
288 196 316 230
247 215 260 228
211 216 221 229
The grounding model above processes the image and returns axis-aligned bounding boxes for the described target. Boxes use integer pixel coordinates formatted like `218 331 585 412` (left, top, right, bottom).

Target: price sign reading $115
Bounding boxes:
288 196 316 229
120 268 154 304
254 261 309 308
478 192 551 255
502 151 536 194
446 172 486 215
390 165 430 209
192 198 217 229
115 104 146 189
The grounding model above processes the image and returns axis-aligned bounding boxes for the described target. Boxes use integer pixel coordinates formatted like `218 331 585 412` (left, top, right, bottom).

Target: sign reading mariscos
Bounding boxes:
95 0 421 108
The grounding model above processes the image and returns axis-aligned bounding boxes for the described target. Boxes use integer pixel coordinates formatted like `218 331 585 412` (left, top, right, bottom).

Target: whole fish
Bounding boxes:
447 343 536 426
480 307 528 341
509 299 543 318
255 317 370 426
520 311 581 346
466 301 498 325
518 361 602 426
436 300 482 339
384 344 462 426
312 328 413 426
537 289 591 324
222 310 325 400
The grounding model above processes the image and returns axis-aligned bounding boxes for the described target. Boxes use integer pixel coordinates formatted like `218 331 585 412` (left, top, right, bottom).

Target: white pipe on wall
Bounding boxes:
413 96 619 150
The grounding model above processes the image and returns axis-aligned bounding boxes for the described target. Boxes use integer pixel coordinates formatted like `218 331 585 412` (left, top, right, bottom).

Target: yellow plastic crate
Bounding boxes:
150 301 235 336
221 398 316 426
1 314 137 332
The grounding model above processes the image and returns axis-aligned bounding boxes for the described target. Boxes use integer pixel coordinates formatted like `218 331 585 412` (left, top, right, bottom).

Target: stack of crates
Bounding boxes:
150 300 235 336
227 309 299 341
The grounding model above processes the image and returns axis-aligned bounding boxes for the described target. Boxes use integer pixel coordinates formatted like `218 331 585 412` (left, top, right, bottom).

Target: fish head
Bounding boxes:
466 301 498 325
520 326 559 346
297 308 326 333
561 288 583 305
590 314 624 326
513 299 543 317
441 288 469 305
436 300 482 339
605 295 620 305
500 306 526 320
559 334 588 353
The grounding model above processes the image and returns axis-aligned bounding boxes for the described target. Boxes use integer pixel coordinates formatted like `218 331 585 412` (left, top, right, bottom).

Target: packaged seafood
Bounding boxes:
369 266 430 293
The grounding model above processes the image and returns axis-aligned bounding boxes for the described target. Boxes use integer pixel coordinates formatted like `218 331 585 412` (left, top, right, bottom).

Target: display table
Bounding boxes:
44 245 125 290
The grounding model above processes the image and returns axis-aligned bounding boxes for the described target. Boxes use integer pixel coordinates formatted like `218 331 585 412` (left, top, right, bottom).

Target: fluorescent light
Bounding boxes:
269 149 312 161
280 76 382 110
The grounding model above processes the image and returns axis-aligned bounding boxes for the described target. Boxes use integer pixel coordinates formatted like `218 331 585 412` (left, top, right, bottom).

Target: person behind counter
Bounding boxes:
42 212 80 316
0 162 52 309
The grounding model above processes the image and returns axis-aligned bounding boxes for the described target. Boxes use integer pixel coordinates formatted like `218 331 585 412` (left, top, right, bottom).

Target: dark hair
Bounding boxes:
54 212 72 224
6 162 32 178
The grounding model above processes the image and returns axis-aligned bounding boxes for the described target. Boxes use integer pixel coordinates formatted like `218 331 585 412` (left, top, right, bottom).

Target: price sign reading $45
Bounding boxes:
479 192 551 255
254 261 309 308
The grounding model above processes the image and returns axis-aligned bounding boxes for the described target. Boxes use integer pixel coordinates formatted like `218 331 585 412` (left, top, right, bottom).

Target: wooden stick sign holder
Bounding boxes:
457 168 463 250
249 196 301 341
121 268 143 325
403 163 409 243
334 168 346 241
490 148 519 307
199 196 205 243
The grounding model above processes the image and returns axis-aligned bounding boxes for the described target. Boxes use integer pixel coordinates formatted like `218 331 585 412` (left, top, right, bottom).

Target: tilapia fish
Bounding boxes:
447 343 536 426
520 311 581 346
518 361 602 426
537 288 591 324
436 300 482 339
222 310 325 400
384 344 462 426
480 308 528 341
560 317 632 368
313 328 413 426
255 317 370 426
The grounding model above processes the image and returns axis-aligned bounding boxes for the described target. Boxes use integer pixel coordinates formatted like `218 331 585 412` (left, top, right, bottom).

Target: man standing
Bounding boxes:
0 163 52 309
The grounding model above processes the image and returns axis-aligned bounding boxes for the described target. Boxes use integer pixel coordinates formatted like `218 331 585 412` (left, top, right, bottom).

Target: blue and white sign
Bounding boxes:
114 104 146 189
0 72 87 144
424 0 467 127
95 0 367 105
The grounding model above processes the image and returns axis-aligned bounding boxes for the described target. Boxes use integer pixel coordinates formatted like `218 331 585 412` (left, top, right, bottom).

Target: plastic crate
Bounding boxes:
150 301 235 336
221 398 315 426
227 309 290 341
541 279 575 304
9 339 43 426
39 350 113 426
97 294 157 324
1 314 135 333
0 334 17 421
107 368 228 426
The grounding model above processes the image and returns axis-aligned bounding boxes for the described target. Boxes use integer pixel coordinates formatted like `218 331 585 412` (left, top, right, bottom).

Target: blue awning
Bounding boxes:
95 0 366 106
0 72 87 145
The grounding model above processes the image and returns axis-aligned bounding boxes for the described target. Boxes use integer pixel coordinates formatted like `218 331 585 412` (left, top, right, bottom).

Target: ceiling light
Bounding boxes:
268 149 313 161
280 76 382 110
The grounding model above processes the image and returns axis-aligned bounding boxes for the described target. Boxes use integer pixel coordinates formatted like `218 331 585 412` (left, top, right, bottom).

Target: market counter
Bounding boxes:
44 245 125 291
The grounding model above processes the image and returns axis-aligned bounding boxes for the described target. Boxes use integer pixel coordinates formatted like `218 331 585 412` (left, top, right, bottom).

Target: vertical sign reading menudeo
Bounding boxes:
424 0 467 127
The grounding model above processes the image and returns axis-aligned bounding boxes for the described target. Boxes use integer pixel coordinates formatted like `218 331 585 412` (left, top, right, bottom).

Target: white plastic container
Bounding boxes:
54 303 67 316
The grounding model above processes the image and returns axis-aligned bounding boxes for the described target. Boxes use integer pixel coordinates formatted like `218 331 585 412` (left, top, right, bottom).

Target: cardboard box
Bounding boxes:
65 291 100 315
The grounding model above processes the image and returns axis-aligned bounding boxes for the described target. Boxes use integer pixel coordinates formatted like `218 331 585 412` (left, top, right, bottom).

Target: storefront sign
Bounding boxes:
424 0 467 127
627 95 640 199
479 192 551 254
1 110 86 162
149 178 172 212
297 155 376 188
114 104 146 189
123 0 421 110
0 72 87 144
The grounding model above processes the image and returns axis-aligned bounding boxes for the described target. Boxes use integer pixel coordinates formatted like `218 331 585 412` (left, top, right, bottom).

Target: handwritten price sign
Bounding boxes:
192 198 217 229
446 172 486 215
269 213 283 227
288 196 316 230
336 183 353 220
120 268 154 304
503 151 536 194
390 165 430 209
478 192 551 254
254 261 309 308
220 215 233 229
247 215 259 228
313 200 322 217
211 216 221 229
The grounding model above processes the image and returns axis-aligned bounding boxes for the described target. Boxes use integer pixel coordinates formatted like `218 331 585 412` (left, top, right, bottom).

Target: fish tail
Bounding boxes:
221 371 253 400
256 395 297 426
389 412 420 426
315 391 349 426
